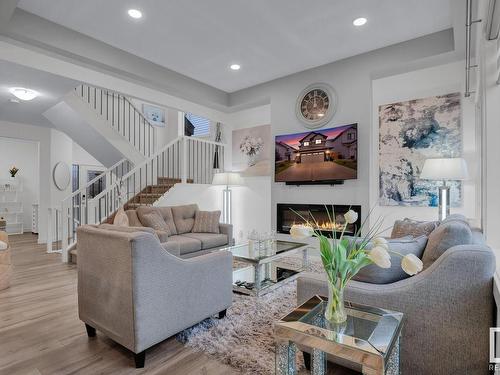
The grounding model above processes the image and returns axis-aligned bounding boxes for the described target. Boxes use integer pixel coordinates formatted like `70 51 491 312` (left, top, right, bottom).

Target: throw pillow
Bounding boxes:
0 240 7 251
140 212 171 235
422 220 472 268
113 208 129 227
192 210 221 234
391 218 439 239
351 235 428 284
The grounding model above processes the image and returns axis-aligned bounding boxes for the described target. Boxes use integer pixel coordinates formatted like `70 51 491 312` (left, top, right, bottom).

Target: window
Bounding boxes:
185 113 211 137
347 132 354 141
303 141 310 146
315 139 322 144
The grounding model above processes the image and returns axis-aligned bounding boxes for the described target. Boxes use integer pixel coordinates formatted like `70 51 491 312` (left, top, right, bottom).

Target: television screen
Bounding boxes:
275 123 357 183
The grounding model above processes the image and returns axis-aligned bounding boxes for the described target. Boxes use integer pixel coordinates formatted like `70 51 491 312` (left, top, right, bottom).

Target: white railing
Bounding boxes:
58 136 225 262
59 159 132 262
76 84 156 158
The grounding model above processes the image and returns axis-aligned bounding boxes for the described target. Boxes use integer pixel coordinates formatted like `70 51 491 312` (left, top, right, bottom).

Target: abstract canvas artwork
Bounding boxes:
379 93 462 207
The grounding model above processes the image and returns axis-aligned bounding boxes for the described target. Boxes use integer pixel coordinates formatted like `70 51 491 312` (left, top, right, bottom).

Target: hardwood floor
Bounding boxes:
0 234 238 375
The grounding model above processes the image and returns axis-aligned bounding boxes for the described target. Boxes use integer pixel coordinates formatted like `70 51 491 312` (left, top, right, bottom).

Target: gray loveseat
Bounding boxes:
125 204 233 258
296 216 495 374
77 225 233 368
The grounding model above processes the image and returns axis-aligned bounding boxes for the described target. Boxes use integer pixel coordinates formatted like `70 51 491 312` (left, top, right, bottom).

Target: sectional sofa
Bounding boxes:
124 204 233 258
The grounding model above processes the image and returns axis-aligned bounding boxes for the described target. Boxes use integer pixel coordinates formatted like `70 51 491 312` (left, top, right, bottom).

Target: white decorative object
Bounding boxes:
212 172 244 224
32 204 39 234
232 124 271 176
0 180 23 235
142 104 165 127
420 158 469 221
295 83 337 129
53 162 71 191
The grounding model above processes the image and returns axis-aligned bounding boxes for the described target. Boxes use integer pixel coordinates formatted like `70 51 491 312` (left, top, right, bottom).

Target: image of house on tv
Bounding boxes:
275 124 357 182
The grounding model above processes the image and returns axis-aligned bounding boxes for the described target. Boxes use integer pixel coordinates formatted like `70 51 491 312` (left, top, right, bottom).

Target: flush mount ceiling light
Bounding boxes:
9 87 39 101
353 17 367 26
127 9 143 19
230 64 241 71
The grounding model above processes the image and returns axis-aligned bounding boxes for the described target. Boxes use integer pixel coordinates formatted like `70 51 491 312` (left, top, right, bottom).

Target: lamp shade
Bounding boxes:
212 172 244 186
420 158 469 180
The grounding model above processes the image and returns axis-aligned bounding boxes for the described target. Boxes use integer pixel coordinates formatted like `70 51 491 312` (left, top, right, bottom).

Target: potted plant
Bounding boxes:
290 208 423 323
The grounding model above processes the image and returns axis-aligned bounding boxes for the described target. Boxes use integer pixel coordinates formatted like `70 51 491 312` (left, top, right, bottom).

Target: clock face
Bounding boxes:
300 89 330 121
296 83 336 129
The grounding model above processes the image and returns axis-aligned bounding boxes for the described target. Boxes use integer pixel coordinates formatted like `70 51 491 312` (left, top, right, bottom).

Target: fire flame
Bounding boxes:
291 220 345 231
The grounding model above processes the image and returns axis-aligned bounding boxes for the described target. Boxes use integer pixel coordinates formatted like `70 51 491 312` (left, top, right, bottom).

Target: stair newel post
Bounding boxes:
61 203 69 263
182 137 188 183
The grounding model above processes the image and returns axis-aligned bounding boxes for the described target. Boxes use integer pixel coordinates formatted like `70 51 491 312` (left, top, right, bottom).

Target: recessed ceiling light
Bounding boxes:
9 87 39 101
128 9 143 19
230 64 241 71
353 17 367 26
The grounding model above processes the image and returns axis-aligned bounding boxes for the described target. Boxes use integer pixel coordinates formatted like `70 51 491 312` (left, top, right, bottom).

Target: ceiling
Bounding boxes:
17 0 453 93
0 60 79 127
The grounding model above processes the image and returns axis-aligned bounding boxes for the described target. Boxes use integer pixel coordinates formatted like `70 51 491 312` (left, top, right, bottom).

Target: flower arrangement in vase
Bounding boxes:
239 136 263 167
290 208 423 323
9 166 19 178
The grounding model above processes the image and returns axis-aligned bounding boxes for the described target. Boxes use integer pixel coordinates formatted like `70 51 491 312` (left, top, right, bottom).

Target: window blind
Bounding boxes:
185 113 211 137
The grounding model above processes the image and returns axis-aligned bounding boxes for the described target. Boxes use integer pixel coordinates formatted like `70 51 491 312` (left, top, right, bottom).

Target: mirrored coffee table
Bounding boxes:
274 295 403 374
219 240 309 296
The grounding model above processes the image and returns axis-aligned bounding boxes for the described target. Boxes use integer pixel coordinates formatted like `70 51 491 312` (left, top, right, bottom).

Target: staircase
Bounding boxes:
51 134 225 263
43 84 157 167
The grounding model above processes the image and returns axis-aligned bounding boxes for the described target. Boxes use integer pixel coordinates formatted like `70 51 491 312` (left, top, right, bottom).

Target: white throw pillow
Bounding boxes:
113 208 129 227
0 240 7 250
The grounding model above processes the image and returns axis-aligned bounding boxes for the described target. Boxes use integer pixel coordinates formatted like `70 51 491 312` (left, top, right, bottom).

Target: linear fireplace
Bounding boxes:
277 203 362 238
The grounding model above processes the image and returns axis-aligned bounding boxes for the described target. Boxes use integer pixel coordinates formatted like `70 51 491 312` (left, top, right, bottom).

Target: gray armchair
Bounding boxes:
297 244 495 374
76 225 233 368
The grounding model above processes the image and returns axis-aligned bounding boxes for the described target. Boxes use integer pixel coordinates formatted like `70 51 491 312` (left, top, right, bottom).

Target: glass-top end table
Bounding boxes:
274 295 403 375
219 240 309 296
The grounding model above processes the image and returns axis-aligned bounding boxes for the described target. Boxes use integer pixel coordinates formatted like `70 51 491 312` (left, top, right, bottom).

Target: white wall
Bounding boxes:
0 121 50 240
50 130 73 205
226 30 459 233
371 61 479 232
0 137 39 230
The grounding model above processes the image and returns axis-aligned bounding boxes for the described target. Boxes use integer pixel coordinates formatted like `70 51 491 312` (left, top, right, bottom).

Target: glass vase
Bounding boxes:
324 280 347 324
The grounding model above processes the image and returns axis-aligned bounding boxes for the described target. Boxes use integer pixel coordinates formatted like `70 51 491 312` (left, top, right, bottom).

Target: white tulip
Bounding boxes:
290 224 314 239
401 254 423 275
372 237 389 250
368 246 391 268
344 210 358 224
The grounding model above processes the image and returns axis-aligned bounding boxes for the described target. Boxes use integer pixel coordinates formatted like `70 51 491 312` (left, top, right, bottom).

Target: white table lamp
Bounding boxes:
420 158 468 221
212 172 244 224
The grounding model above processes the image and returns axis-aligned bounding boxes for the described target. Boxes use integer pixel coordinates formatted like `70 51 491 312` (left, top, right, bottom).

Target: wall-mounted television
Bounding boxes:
275 123 358 184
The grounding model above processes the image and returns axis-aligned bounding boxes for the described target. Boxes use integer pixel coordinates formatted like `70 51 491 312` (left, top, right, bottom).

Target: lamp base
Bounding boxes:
222 188 232 224
438 185 450 221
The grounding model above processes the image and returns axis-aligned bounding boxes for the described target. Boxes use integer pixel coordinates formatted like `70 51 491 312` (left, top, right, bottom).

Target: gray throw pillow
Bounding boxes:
391 218 439 239
140 212 171 236
192 210 221 234
351 235 428 284
422 220 472 268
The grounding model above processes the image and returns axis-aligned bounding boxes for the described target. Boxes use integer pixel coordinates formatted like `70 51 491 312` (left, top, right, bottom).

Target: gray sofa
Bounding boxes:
296 217 495 375
76 225 233 368
125 204 233 258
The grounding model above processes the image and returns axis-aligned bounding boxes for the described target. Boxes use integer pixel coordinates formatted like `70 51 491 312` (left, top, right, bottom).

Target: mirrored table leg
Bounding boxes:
275 340 297 375
254 264 261 292
311 348 326 375
385 334 400 375
302 248 310 269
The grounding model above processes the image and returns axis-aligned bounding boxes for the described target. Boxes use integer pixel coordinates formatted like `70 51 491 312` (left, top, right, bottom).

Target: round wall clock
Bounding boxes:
295 83 337 129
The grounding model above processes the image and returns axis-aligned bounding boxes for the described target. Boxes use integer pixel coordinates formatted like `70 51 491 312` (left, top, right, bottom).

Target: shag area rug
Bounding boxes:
177 259 323 375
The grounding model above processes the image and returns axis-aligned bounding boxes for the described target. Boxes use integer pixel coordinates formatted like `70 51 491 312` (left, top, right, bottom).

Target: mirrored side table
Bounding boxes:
274 295 403 374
